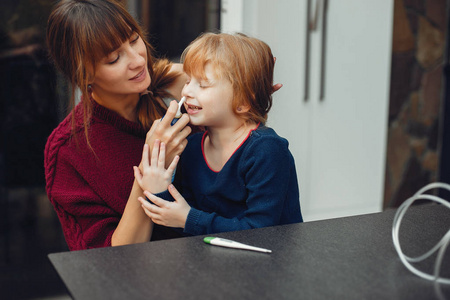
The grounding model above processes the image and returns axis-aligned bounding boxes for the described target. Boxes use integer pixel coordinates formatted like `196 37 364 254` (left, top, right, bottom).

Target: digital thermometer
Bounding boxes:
203 237 272 253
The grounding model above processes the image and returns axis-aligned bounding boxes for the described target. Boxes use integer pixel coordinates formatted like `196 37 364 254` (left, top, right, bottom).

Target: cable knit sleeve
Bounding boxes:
44 102 146 251
45 127 119 250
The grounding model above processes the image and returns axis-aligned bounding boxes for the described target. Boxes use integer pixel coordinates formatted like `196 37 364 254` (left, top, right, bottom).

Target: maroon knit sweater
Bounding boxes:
44 101 147 250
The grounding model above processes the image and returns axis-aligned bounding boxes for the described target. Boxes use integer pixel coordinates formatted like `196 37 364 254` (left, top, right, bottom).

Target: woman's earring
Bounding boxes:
87 84 93 93
237 107 242 112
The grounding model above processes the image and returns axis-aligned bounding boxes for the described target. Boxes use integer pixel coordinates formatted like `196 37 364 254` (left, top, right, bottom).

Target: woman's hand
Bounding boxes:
146 100 191 168
134 140 179 194
138 185 190 228
272 57 283 93
273 83 283 93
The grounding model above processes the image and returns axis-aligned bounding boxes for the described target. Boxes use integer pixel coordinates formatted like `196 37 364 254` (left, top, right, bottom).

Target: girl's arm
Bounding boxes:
112 114 185 246
137 137 302 235
187 138 301 235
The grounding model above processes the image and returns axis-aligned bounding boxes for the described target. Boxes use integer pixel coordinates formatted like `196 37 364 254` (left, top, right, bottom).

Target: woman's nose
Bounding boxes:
128 47 145 69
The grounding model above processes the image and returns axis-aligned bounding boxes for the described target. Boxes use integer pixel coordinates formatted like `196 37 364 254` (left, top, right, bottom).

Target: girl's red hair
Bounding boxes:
181 32 274 124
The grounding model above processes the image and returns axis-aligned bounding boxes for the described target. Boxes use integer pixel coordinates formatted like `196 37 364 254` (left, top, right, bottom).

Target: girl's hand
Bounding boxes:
138 185 190 228
134 140 179 194
146 100 191 168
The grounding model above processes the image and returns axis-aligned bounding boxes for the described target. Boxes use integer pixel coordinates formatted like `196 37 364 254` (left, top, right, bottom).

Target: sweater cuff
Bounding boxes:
145 190 174 204
184 207 203 235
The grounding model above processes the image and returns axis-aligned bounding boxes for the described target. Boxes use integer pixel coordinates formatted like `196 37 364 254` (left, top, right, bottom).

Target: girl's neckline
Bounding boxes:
201 123 261 173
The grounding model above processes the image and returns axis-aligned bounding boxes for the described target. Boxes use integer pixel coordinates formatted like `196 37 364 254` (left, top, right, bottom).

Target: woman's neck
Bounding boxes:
91 91 140 122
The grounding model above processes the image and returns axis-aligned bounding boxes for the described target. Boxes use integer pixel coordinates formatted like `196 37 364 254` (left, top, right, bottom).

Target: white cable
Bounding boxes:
392 182 450 284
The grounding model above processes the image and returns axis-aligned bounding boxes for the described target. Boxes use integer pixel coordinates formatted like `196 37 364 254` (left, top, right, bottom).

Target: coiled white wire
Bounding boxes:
392 182 450 284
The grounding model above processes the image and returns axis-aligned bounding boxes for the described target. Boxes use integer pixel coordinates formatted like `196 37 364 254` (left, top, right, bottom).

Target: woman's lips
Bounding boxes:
130 68 146 82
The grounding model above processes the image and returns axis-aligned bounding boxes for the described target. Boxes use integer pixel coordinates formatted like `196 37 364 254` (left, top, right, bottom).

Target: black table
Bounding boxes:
49 204 450 300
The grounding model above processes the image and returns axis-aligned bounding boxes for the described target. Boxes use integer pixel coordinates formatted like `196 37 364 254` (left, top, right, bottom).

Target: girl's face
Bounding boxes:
182 63 236 128
92 32 150 99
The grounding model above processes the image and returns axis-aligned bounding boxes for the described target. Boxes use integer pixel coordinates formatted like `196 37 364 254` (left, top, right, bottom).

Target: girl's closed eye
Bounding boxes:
199 79 213 88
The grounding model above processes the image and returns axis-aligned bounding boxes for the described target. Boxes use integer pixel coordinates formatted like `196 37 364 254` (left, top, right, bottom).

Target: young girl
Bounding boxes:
134 32 303 235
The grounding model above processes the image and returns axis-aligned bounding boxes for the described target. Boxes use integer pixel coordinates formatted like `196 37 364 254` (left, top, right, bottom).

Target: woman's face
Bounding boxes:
92 32 150 99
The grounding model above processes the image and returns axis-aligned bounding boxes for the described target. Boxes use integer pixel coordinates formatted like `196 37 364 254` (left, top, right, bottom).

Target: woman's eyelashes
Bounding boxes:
130 33 140 44
106 34 140 65
107 55 120 65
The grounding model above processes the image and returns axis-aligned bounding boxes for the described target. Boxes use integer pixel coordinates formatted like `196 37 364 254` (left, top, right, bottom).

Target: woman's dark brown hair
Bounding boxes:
46 0 179 146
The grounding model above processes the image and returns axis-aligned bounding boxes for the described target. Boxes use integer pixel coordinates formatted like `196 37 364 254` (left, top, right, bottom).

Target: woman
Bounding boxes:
44 0 191 250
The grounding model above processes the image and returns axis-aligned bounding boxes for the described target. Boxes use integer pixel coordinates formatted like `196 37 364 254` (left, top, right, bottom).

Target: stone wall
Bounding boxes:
384 0 447 208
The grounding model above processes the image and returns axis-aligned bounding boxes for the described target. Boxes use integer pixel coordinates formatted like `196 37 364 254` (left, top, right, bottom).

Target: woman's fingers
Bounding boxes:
272 57 283 93
160 100 178 127
170 113 190 131
150 139 160 168
272 83 283 93
144 100 191 168
141 143 150 168
148 118 160 137
158 142 166 168
167 119 191 151
146 101 177 145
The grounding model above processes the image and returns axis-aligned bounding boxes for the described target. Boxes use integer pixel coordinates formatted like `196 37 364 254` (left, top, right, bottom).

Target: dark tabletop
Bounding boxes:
49 204 450 300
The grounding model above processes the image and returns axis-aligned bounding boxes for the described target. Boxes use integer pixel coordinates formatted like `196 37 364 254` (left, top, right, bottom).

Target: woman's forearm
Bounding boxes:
111 180 153 246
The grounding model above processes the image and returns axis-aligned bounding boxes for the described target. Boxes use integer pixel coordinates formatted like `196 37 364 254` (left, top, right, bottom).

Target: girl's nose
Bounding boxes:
181 81 194 98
